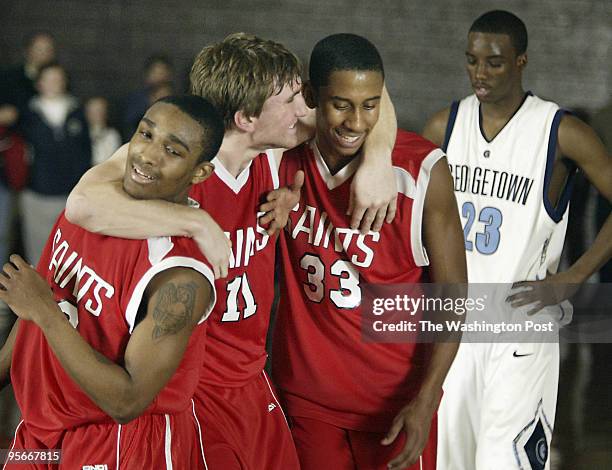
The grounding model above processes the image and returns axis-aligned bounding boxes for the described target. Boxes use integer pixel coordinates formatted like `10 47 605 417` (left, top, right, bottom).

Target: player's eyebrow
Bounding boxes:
142 117 190 152
331 95 381 102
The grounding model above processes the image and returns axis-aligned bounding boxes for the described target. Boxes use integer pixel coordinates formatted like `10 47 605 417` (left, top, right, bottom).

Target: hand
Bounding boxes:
349 160 397 233
259 170 304 236
0 255 59 324
0 105 18 127
381 396 436 469
506 270 581 316
193 212 232 279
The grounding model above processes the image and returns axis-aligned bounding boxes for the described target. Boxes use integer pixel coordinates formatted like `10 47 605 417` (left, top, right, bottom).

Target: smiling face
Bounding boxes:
249 79 308 150
123 102 212 203
465 32 525 104
311 69 383 169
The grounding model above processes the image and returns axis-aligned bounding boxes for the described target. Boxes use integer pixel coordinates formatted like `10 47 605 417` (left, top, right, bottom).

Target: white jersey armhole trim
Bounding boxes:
125 256 217 333
264 149 280 189
192 399 209 470
411 148 446 266
164 414 173 470
3 420 23 470
115 423 122 470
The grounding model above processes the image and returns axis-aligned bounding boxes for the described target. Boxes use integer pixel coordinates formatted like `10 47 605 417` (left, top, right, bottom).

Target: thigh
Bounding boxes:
290 416 355 470
437 342 483 470
349 415 436 470
477 342 559 470
196 372 299 470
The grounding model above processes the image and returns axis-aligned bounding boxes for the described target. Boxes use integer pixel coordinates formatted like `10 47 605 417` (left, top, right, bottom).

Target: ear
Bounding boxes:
302 82 318 108
517 53 528 70
191 162 214 185
233 110 255 132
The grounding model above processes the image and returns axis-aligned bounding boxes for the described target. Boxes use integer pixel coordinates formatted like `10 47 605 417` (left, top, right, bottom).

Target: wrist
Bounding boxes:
37 304 69 332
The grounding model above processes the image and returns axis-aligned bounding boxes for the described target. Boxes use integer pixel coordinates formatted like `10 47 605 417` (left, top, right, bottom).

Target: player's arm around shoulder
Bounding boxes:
422 107 452 148
65 143 128 228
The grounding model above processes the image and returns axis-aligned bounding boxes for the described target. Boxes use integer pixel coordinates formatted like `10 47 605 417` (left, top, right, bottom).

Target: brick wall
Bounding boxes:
2 1 610 130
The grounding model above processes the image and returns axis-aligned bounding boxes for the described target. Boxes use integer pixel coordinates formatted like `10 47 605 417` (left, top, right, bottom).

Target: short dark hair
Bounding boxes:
469 10 528 55
144 54 173 72
309 33 384 91
157 95 224 164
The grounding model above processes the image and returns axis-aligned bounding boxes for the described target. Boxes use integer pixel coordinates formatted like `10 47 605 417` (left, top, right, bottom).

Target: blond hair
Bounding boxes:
190 33 301 129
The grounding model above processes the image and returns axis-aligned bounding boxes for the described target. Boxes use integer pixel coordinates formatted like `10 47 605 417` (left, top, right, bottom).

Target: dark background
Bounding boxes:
2 0 611 130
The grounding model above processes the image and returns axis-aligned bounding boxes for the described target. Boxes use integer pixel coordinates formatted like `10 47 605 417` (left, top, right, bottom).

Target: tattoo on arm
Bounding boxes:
151 281 198 340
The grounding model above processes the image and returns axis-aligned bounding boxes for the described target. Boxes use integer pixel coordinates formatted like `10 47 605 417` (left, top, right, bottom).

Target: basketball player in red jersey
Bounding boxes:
62 34 398 469
0 95 223 469
272 34 467 470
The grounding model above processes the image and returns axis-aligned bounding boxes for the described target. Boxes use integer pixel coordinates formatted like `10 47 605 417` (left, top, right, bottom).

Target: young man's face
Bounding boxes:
37 66 67 98
465 32 525 103
123 102 212 203
313 69 384 163
250 79 308 150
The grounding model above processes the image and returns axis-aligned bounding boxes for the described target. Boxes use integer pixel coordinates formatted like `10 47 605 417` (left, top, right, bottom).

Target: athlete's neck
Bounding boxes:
215 131 263 178
480 87 527 123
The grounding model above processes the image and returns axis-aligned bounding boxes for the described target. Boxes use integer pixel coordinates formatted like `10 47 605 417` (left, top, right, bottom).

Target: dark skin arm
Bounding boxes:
383 158 467 469
0 319 19 389
0 255 212 424
506 115 612 312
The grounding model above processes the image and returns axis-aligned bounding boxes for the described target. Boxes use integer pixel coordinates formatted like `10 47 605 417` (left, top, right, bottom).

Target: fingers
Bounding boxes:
387 440 420 470
357 208 377 234
291 170 305 192
258 209 275 227
349 207 367 231
371 207 387 232
385 196 398 224
381 416 403 446
9 254 27 268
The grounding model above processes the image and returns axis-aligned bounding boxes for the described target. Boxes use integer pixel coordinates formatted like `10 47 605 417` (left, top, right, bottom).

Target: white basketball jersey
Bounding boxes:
444 93 571 283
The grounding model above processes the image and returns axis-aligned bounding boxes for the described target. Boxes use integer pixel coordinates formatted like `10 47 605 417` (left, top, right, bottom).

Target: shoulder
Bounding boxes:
557 112 608 165
422 106 452 147
391 130 445 193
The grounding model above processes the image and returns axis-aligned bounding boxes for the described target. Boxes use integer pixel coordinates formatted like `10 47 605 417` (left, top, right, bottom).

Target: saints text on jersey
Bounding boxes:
286 203 379 268
48 228 115 316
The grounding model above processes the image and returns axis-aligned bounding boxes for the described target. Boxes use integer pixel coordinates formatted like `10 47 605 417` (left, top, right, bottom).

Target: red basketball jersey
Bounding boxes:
272 130 444 432
11 212 216 432
189 152 279 388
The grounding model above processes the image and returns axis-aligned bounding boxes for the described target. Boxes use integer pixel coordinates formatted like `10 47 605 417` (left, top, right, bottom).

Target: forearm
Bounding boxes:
567 214 612 282
38 309 153 423
0 319 19 389
361 85 397 162
415 342 459 410
69 179 206 239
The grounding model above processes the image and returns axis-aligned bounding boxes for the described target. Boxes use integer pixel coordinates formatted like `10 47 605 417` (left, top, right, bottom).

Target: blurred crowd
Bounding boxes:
0 32 178 440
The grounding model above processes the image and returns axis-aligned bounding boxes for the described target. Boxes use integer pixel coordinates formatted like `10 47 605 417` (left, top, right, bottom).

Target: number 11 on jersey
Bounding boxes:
221 274 257 322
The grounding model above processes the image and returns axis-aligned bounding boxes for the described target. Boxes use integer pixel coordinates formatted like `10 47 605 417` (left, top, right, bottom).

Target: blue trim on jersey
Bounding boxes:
543 109 578 223
442 100 460 152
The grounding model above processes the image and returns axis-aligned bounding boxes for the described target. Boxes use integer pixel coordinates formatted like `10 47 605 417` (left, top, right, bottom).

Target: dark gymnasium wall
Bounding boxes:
1 0 610 130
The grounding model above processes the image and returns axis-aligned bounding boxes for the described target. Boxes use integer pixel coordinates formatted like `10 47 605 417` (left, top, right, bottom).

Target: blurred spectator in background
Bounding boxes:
122 54 174 139
0 32 57 124
19 62 91 266
0 31 57 443
85 96 121 165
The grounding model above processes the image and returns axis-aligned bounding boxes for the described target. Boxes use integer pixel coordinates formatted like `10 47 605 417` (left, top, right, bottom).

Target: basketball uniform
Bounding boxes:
273 131 444 470
6 210 216 470
437 93 573 470
189 153 299 470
